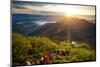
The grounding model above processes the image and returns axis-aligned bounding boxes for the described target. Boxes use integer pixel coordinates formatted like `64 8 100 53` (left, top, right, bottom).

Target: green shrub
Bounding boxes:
69 48 96 62
77 43 90 49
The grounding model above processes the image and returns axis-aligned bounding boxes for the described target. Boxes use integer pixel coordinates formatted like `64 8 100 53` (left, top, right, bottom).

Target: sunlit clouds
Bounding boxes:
12 1 95 16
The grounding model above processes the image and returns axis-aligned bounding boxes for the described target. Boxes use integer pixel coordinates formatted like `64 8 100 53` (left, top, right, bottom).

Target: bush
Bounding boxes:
77 43 90 49
69 48 96 62
12 33 96 65
54 56 67 63
28 36 57 55
12 33 32 64
12 33 57 65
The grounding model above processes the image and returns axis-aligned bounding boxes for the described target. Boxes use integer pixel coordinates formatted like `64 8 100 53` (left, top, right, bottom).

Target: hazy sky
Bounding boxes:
12 0 95 16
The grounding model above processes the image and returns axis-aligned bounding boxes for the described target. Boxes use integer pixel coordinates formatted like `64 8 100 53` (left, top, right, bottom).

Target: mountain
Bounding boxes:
30 17 96 49
12 21 39 35
12 14 50 22
12 14 96 49
12 13 64 35
31 17 95 40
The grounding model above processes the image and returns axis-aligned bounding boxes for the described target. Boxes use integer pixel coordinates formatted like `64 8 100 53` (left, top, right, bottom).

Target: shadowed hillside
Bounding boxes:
30 17 96 49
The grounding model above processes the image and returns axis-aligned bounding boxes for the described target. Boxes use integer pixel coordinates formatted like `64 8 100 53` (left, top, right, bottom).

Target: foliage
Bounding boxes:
69 48 96 62
12 33 32 63
12 33 96 65
54 56 67 63
12 33 57 64
77 43 90 49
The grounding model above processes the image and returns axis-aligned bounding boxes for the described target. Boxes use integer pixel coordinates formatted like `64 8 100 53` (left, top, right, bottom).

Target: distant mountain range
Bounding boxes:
12 14 96 49
31 17 95 46
12 13 64 22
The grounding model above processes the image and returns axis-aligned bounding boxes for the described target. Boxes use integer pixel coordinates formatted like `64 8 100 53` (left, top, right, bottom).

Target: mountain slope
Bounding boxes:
30 17 96 48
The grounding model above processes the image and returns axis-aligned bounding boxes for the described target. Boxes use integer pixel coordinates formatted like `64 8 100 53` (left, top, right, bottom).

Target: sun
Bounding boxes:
65 7 79 16
61 5 81 17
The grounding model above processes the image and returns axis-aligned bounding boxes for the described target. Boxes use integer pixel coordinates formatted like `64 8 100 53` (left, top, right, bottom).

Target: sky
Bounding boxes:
12 0 96 16
12 0 96 25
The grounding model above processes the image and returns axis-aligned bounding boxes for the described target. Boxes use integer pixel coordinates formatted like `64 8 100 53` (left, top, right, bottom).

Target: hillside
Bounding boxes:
12 15 96 49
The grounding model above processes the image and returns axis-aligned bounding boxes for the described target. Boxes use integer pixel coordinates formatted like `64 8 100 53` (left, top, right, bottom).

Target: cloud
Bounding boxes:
12 1 95 15
13 5 28 9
